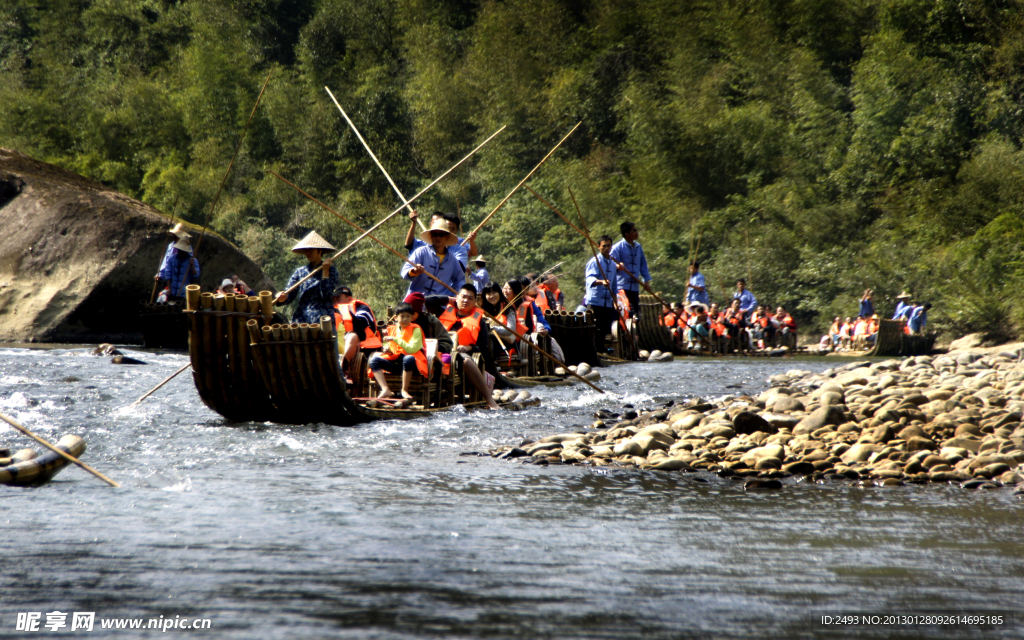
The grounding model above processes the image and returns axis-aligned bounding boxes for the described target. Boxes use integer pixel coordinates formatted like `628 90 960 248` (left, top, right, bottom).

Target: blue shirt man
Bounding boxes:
859 290 874 319
892 293 912 320
585 235 621 353
610 221 650 319
275 231 340 326
157 239 200 299
686 262 709 307
585 252 619 308
908 303 930 334
733 279 757 315
401 222 465 297
469 259 490 293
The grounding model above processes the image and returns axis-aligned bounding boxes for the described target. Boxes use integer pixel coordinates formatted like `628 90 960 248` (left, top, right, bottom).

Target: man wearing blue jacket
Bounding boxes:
586 235 620 353
610 221 650 318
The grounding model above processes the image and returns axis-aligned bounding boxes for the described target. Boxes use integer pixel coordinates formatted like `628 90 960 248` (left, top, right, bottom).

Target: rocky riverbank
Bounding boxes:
489 350 1024 492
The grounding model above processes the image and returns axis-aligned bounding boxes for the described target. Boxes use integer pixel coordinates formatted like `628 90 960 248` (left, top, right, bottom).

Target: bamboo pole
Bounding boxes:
279 125 506 298
270 177 604 393
129 362 192 407
461 122 582 246
325 86 426 231
192 66 275 261
0 411 119 487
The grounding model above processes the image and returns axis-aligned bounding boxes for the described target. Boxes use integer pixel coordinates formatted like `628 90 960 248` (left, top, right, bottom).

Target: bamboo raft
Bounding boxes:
184 286 540 426
139 300 190 349
867 319 937 357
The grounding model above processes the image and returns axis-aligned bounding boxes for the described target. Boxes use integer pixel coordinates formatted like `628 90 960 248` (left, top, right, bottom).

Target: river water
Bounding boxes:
1 347 1021 639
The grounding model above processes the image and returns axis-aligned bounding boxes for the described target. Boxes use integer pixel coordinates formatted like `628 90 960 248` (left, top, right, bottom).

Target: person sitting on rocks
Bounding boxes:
368 302 427 400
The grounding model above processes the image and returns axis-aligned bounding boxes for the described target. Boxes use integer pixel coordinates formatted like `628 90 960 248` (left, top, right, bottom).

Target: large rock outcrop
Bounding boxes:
0 148 273 343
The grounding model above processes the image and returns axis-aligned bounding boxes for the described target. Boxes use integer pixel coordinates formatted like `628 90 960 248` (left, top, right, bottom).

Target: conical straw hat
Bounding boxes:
291 230 336 253
472 255 488 264
169 223 190 239
419 218 457 247
172 237 193 252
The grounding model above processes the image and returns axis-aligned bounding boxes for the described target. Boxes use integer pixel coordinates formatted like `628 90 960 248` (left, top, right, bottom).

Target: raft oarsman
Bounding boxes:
585 234 620 353
401 218 466 296
154 223 200 302
274 231 339 327
610 221 651 319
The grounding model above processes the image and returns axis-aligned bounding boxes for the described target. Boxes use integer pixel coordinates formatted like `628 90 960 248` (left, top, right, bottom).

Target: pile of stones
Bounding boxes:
489 350 1024 491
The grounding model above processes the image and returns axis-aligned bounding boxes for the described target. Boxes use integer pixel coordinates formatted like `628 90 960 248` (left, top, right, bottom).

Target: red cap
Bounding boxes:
404 292 425 313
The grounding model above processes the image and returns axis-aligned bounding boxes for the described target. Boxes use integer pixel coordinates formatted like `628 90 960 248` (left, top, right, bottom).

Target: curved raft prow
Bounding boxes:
1 435 86 486
187 289 369 427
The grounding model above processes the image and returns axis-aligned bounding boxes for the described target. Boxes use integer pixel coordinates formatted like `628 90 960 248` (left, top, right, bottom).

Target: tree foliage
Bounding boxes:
2 0 1024 337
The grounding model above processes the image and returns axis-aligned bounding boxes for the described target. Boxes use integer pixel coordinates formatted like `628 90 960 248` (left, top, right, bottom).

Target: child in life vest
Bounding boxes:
368 302 428 400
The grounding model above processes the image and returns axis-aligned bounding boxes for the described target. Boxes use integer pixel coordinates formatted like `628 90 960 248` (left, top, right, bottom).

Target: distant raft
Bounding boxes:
0 435 86 486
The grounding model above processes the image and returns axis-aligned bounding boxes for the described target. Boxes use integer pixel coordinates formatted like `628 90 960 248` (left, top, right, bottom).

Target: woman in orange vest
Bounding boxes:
439 284 501 410
368 302 428 400
332 286 382 373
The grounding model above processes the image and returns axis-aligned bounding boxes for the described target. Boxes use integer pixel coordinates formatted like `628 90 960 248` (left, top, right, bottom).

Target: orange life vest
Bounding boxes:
380 323 428 377
514 301 533 336
533 290 551 313
439 304 483 347
334 300 383 349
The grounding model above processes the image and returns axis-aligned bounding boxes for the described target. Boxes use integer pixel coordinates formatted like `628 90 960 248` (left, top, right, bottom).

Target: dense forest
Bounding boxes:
2 0 1024 339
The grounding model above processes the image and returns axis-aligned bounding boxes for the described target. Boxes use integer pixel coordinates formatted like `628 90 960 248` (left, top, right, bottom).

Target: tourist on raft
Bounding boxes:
469 255 490 293
520 276 565 362
537 274 565 312
585 234 621 354
333 285 382 374
155 223 200 302
500 279 536 361
217 276 255 297
274 231 339 330
686 303 710 348
368 302 428 400
404 292 454 357
610 221 651 319
481 282 517 357
685 261 709 308
402 218 466 297
439 285 501 410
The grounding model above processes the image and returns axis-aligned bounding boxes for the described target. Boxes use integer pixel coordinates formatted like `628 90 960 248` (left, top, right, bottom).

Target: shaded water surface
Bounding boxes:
1 348 1021 638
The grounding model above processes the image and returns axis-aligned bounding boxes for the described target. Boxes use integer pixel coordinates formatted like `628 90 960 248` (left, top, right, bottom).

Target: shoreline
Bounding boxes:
490 349 1024 491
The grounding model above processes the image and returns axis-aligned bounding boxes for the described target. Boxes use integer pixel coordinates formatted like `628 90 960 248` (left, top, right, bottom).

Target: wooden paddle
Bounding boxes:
129 362 191 407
